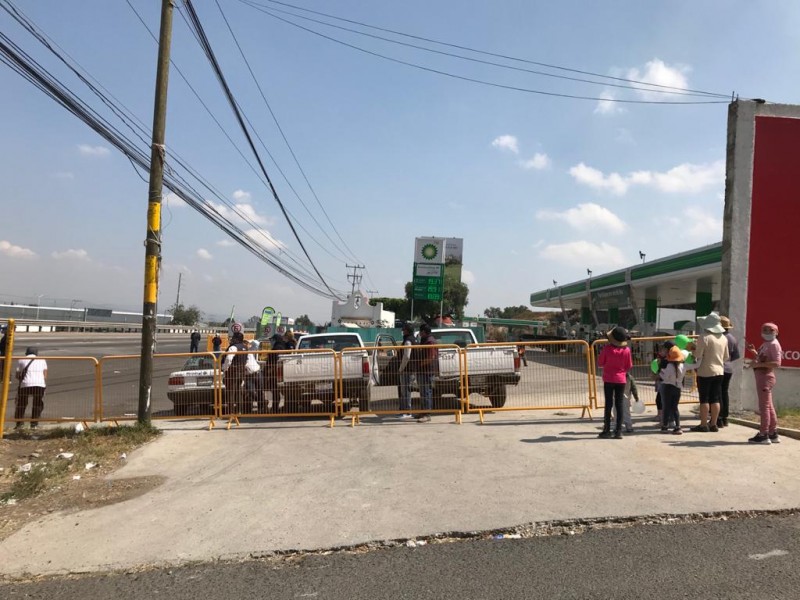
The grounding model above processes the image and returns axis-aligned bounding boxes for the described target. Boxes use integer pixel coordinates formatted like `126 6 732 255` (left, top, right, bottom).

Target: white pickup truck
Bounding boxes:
428 328 521 408
277 332 374 411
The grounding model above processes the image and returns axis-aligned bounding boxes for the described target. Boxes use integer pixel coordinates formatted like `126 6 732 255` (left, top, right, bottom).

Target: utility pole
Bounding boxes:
174 272 182 310
366 289 379 299
346 264 364 297
138 0 174 425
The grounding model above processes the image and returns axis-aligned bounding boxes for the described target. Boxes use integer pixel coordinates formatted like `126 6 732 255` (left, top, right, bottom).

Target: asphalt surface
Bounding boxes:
2 513 799 599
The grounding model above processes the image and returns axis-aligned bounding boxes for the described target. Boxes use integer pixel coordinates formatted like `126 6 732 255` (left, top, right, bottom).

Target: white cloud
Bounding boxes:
519 153 552 170
207 201 271 227
461 269 475 285
196 248 213 260
536 203 627 233
569 163 629 195
683 207 723 242
244 228 285 251
0 240 37 259
52 248 90 261
594 90 624 115
569 159 724 196
627 58 690 99
491 135 519 154
539 241 627 268
77 144 110 157
216 239 237 247
232 189 252 202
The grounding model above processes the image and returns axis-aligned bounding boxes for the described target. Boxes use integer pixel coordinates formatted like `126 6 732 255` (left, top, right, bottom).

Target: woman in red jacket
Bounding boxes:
597 326 633 439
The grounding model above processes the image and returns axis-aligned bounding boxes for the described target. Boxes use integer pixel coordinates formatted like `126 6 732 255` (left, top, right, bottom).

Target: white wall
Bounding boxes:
736 367 800 411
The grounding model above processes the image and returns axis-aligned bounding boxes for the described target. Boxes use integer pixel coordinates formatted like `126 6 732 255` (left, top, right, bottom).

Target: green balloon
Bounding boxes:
674 334 690 350
685 352 695 364
651 358 660 374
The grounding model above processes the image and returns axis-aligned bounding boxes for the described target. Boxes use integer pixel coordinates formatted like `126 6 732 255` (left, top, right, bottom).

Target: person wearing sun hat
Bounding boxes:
719 315 741 428
596 326 633 439
691 312 730 432
659 345 686 434
745 322 782 444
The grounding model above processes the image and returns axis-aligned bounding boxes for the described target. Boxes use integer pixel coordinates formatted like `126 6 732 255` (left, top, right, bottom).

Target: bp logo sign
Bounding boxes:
420 243 439 261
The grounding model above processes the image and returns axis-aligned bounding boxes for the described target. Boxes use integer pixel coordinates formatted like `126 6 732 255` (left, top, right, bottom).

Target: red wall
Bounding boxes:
747 116 800 366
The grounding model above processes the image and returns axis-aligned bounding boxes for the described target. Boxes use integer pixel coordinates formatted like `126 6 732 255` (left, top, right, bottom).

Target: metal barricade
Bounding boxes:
4 355 99 428
339 344 464 424
99 352 218 423
218 348 339 427
590 336 699 411
463 340 593 422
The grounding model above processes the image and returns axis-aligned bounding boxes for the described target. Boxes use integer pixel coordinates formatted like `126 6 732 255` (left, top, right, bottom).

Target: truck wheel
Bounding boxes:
489 385 507 408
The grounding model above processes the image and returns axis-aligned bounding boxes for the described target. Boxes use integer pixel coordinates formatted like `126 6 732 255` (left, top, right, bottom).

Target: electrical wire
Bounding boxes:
239 6 729 105
242 0 735 99
240 0 729 100
0 3 348 299
215 0 365 265
180 0 343 298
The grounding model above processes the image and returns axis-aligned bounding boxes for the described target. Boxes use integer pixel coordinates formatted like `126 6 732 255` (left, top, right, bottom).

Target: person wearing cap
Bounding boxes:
597 326 633 439
719 315 741 428
691 312 730 432
745 322 782 444
660 346 686 435
14 347 48 430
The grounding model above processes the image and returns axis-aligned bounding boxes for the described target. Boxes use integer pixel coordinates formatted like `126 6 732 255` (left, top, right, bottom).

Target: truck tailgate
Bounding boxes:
464 346 517 376
280 354 336 383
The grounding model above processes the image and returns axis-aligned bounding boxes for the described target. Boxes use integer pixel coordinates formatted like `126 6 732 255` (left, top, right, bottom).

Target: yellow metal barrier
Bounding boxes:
590 336 699 412
218 347 338 428
98 352 218 424
4 354 99 429
338 344 463 425
463 340 593 423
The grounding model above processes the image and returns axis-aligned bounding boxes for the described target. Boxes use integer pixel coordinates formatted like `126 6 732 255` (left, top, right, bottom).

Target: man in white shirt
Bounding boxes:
14 347 48 430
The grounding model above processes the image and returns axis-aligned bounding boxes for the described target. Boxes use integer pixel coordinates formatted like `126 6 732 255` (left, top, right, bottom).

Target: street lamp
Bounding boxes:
35 294 44 320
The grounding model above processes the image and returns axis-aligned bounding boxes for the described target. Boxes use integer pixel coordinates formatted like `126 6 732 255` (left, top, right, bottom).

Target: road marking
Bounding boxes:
748 549 789 560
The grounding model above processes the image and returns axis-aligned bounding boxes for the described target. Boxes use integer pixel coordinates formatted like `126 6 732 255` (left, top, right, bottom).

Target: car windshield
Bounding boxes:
181 356 215 371
298 335 361 351
431 332 472 347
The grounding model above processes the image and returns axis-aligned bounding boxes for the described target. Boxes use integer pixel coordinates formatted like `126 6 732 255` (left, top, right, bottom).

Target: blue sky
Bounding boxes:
1 1 799 324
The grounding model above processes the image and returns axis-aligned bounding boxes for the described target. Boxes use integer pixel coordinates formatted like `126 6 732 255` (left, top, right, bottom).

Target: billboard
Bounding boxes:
746 116 800 366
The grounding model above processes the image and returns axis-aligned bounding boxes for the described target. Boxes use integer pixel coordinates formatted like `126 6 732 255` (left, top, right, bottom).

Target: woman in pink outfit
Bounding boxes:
597 326 633 439
746 322 782 445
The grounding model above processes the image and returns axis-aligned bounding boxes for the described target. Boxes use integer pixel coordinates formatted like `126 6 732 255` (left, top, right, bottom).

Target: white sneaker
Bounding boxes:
398 414 414 420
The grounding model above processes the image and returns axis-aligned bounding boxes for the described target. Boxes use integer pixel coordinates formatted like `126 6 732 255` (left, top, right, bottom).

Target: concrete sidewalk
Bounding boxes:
2 409 799 577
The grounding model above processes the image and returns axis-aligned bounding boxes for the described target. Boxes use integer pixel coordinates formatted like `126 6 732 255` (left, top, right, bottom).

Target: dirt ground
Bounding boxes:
0 428 163 541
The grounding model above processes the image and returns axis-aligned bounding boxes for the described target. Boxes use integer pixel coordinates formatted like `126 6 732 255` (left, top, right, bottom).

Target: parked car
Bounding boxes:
167 355 217 415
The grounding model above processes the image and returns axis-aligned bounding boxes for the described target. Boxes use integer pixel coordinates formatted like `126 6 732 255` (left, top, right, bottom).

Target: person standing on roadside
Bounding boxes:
692 312 729 433
0 324 7 382
212 332 222 356
221 331 248 414
14 347 47 430
414 323 438 423
660 346 686 435
397 323 415 419
597 326 633 439
719 315 741 428
190 330 201 353
745 322 782 445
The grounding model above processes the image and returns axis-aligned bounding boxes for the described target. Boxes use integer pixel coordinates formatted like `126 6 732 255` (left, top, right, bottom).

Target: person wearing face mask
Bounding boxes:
745 322 782 444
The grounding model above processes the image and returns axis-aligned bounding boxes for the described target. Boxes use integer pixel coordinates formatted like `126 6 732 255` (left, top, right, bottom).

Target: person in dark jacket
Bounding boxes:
414 323 438 423
264 333 288 412
221 331 247 414
190 330 202 353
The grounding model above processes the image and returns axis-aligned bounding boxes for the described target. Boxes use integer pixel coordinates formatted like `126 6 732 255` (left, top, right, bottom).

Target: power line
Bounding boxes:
214 0 365 265
179 0 342 298
240 0 736 100
0 3 347 299
241 5 730 105
240 0 729 99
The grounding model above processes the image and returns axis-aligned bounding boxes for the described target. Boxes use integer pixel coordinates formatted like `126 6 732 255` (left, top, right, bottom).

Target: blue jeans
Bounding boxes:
398 371 412 412
417 372 433 411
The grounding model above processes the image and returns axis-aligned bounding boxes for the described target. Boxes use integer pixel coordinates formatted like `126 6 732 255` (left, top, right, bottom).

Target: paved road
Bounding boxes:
3 333 199 422
2 513 798 598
